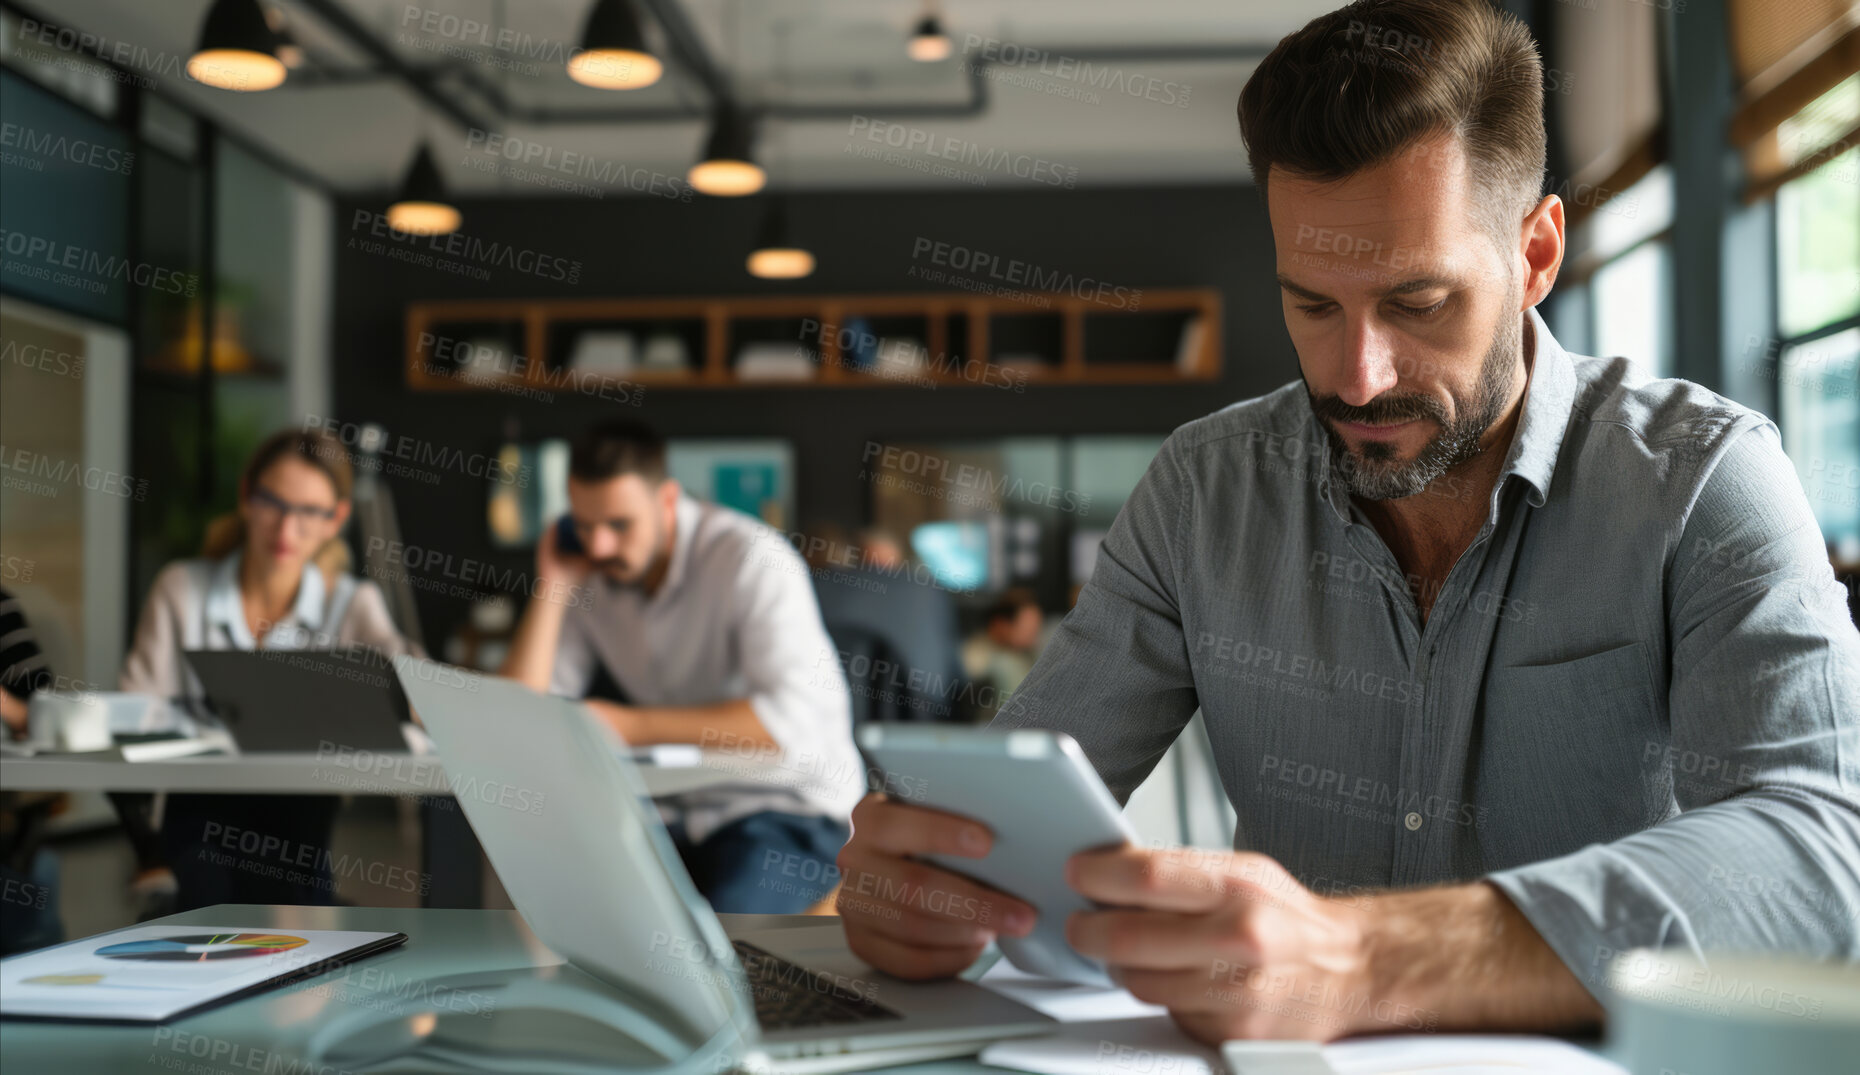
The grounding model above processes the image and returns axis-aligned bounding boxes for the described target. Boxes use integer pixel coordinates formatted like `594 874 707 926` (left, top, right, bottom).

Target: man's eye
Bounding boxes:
1392 297 1449 318
1294 302 1335 318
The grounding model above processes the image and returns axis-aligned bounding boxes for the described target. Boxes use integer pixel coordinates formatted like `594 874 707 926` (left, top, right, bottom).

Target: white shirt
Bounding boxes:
549 495 865 841
119 552 417 700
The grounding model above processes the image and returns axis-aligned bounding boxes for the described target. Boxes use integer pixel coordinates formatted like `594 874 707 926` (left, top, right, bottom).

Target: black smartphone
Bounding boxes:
554 514 585 555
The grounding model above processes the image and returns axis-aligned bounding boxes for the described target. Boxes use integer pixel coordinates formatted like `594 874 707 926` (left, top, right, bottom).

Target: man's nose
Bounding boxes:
585 528 620 558
1335 314 1402 407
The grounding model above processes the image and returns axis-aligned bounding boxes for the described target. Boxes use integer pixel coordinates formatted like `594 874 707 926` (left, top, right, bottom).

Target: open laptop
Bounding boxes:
186 648 410 752
390 655 1053 1075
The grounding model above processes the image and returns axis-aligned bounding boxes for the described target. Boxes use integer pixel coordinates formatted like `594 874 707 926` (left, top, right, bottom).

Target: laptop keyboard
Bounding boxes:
730 939 903 1031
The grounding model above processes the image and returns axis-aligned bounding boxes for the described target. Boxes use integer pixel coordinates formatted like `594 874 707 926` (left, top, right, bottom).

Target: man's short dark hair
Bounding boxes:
568 419 667 483
985 587 1040 626
1236 0 1545 242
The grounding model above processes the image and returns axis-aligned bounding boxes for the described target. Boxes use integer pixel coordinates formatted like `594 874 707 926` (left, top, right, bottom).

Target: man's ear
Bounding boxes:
1518 193 1565 308
659 477 682 517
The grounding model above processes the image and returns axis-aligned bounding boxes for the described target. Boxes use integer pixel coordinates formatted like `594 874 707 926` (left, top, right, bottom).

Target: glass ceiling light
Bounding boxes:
386 144 461 235
689 108 766 196
908 14 951 62
747 199 814 279
188 0 287 91
568 0 663 89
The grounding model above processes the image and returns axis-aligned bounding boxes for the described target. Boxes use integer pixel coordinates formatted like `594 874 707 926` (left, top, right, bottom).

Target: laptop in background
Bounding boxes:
185 648 410 753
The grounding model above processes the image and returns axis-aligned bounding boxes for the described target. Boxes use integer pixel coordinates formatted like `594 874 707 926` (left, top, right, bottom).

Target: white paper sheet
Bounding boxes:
975 960 1626 1075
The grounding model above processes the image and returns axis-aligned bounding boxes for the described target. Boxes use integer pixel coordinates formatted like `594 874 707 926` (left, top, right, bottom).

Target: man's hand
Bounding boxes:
1066 846 1601 1044
1066 846 1377 1042
836 793 1039 979
501 522 592 689
537 517 592 588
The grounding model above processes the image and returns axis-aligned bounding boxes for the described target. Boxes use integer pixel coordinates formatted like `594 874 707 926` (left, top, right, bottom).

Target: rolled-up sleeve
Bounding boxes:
1489 420 1860 995
992 433 1201 803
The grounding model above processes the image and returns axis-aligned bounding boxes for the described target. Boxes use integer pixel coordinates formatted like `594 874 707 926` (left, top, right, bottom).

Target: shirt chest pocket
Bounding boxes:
1486 641 1657 720
1480 641 1669 850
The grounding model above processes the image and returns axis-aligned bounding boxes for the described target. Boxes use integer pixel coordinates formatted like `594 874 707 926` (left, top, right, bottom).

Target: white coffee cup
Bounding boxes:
1607 948 1860 1074
26 691 114 752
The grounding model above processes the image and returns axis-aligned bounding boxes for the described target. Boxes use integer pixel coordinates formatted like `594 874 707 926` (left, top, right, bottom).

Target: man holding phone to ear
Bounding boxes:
835 0 1859 1045
500 419 864 912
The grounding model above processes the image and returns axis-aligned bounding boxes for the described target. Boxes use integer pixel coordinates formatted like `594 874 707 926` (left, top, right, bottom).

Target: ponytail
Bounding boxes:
201 512 246 562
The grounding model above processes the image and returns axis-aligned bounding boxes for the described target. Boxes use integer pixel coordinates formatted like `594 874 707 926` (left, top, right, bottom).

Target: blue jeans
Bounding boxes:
667 811 850 914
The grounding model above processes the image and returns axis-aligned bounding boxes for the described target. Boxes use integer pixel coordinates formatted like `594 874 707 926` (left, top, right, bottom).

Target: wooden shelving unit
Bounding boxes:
405 288 1221 391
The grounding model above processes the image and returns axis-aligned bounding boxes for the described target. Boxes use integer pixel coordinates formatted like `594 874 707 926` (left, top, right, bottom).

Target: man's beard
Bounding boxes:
597 524 667 588
1308 307 1522 502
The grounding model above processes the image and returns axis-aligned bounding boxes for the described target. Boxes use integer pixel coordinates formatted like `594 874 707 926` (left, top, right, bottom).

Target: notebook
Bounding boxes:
0 925 406 1022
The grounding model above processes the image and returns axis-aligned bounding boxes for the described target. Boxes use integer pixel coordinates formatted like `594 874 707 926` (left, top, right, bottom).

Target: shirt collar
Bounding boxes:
204 550 329 648
1312 304 1576 525
1501 305 1577 509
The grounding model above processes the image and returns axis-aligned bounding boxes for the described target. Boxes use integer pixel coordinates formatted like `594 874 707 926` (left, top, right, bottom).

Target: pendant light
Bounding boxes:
188 0 287 91
746 24 809 277
567 0 663 90
386 144 461 235
688 107 766 196
907 12 951 62
747 199 814 279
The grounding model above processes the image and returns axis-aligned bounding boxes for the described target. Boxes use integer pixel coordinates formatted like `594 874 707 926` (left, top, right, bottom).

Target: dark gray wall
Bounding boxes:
331 183 1299 648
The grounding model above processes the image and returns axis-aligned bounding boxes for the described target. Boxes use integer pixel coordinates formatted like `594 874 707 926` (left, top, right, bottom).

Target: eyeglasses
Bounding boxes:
246 487 338 525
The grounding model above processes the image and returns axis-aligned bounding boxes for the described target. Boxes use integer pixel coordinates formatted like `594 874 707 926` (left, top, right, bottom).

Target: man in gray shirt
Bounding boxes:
834 0 1860 1043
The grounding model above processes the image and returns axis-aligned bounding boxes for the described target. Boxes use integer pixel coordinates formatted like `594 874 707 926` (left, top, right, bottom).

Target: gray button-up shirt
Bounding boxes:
996 306 1860 997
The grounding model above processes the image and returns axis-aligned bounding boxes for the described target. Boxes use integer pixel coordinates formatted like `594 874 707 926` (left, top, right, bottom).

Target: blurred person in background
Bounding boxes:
119 429 420 911
500 419 864 913
1 587 66 953
853 528 909 572
961 587 1044 722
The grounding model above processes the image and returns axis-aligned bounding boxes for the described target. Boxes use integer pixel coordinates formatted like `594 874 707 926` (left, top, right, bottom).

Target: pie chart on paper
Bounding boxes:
96 933 310 962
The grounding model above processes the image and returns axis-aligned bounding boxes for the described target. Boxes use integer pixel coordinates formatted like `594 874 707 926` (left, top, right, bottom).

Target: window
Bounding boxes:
1774 78 1859 339
1778 328 1859 556
1590 240 1671 377
1771 79 1860 555
1558 165 1676 376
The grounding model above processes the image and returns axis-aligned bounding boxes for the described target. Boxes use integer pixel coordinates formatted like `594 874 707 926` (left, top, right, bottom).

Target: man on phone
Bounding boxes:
501 419 863 912
834 0 1860 1044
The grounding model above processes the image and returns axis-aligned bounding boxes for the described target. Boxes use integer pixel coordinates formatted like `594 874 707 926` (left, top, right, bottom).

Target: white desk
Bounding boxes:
0 906 1621 1074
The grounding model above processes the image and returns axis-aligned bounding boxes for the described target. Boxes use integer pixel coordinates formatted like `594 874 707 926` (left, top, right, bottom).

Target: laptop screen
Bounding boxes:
392 656 759 1059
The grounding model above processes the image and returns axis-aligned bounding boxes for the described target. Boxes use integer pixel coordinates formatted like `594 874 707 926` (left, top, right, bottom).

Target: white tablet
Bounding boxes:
855 725 1137 986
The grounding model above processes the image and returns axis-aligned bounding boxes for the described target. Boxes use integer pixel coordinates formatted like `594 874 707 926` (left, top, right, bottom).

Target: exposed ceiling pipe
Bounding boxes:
284 0 1271 129
634 0 734 106
289 0 489 131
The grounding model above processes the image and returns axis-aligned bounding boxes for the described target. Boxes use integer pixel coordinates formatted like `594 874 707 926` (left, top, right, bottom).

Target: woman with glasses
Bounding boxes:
118 428 420 912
